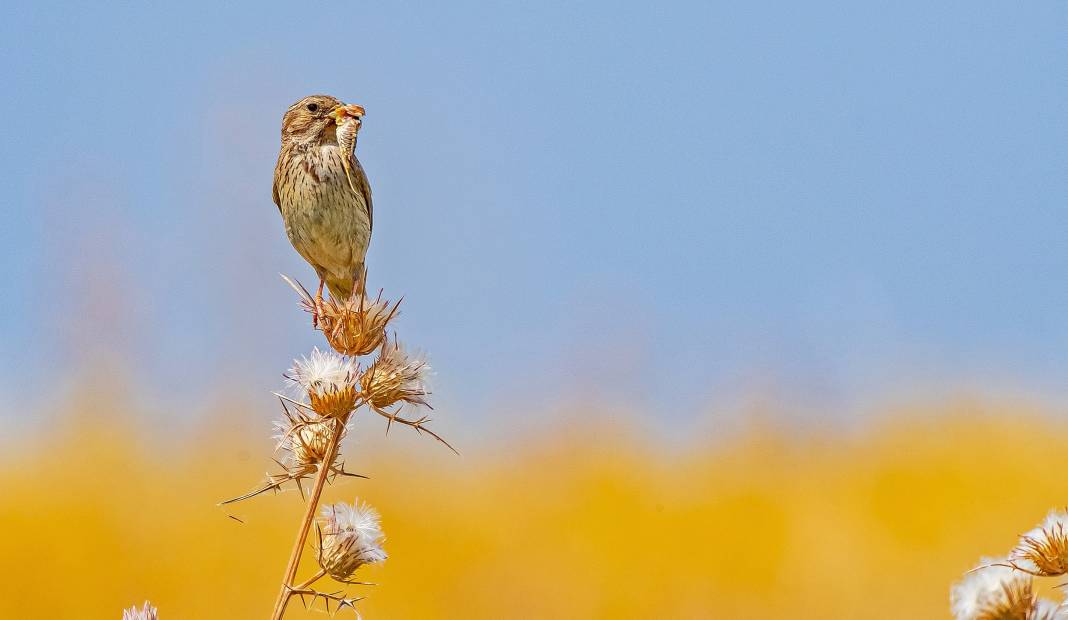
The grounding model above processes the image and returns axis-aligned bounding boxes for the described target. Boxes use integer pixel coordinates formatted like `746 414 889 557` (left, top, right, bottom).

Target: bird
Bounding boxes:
273 94 373 305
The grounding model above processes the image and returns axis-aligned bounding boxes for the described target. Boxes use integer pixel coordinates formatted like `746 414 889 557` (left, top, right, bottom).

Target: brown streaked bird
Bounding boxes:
273 94 372 303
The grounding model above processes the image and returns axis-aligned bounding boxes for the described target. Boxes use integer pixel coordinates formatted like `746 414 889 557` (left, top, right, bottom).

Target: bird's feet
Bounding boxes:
313 278 325 329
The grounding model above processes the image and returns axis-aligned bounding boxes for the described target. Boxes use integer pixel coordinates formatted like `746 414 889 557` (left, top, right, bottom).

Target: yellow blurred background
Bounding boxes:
3 391 1065 619
3 3 1064 619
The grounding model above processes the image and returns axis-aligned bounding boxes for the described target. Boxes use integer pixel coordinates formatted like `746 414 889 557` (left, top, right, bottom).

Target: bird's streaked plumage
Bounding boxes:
273 94 372 300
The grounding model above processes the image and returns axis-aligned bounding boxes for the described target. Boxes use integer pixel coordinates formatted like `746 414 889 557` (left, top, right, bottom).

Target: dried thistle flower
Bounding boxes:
273 406 347 472
1010 511 1068 577
122 601 158 620
284 273 400 357
317 500 387 581
360 337 429 412
288 348 360 418
318 290 400 357
219 400 365 506
952 559 1036 620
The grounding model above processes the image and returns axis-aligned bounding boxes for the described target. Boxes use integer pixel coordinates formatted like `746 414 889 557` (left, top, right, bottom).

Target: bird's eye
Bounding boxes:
306 103 319 113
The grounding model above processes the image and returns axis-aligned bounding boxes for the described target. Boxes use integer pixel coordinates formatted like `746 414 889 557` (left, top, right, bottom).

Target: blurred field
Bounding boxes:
2 394 1066 619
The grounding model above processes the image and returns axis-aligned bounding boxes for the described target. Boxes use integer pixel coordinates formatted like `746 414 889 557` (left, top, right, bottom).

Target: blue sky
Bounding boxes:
2 2 1065 426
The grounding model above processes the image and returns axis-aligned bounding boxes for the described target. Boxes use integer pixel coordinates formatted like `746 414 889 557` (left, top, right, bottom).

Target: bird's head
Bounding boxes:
281 95 365 146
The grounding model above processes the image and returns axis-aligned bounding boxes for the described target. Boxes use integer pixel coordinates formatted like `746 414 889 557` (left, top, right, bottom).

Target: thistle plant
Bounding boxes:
952 511 1068 619
121 601 158 620
223 275 453 619
1009 512 1068 578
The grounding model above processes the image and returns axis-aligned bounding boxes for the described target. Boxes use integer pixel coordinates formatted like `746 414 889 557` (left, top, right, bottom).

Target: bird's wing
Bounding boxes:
272 156 283 214
345 153 373 233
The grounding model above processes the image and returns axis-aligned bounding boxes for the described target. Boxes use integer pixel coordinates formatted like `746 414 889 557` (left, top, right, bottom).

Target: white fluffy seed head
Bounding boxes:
1033 598 1066 620
950 559 1032 620
1025 510 1068 550
317 500 387 581
289 348 359 396
1011 510 1068 576
288 348 360 417
122 601 158 620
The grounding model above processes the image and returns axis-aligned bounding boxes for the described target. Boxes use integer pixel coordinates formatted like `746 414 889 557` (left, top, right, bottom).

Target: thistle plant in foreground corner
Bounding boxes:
122 601 158 620
222 275 455 619
952 510 1068 620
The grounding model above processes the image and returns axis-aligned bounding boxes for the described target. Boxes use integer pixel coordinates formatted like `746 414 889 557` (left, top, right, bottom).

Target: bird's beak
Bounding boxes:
328 104 365 123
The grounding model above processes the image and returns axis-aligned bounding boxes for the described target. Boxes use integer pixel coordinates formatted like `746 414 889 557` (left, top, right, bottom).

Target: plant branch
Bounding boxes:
269 416 345 620
286 586 364 617
370 406 459 455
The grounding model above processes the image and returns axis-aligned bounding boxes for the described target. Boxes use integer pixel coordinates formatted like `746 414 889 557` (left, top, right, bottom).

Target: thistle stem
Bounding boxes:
270 416 345 620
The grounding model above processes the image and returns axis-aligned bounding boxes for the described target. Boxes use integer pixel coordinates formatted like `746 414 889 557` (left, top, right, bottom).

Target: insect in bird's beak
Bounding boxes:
328 104 366 123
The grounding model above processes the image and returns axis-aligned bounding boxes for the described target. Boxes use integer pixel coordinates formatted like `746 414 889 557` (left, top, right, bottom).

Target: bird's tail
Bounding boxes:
325 278 353 302
325 264 366 302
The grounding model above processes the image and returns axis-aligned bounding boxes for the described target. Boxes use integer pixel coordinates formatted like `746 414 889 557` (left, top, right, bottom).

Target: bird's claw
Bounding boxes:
313 279 325 329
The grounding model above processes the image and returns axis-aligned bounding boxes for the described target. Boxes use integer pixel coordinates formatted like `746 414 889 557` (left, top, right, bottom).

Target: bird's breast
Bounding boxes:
279 147 365 217
276 146 371 274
